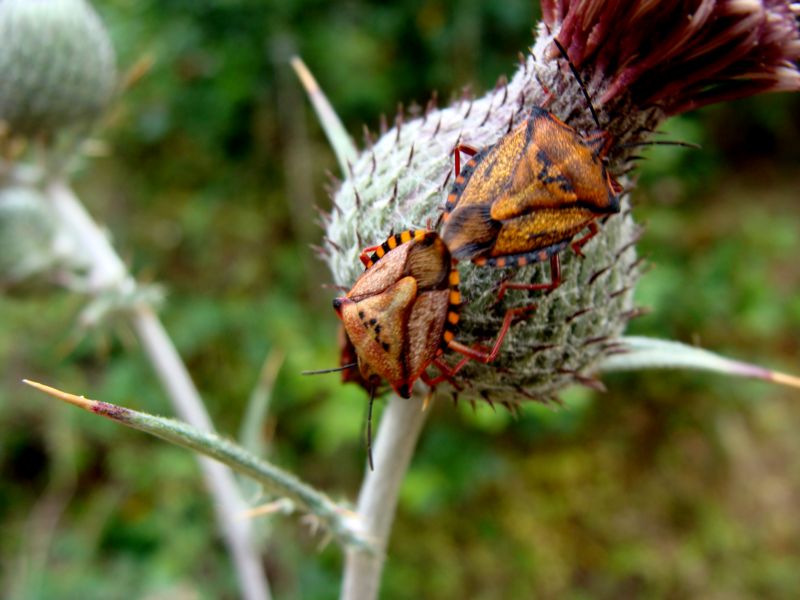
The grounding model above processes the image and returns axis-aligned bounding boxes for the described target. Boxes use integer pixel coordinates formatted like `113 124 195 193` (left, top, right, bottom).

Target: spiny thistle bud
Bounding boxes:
0 0 116 140
317 0 800 404
0 184 85 289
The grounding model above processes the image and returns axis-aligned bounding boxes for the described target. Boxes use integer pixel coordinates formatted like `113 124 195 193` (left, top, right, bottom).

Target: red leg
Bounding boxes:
570 221 599 258
358 245 382 267
496 254 562 302
446 304 537 364
453 144 478 176
423 356 471 388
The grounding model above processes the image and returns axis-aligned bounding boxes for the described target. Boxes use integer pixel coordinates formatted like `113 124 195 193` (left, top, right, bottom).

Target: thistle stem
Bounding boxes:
341 393 430 600
42 178 272 600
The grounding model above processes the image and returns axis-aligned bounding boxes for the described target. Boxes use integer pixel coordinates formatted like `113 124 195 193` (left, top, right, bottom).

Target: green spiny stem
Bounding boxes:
23 380 374 551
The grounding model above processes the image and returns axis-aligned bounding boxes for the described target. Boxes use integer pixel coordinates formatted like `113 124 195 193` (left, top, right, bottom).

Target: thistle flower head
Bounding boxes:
307 0 800 403
0 0 116 141
544 0 800 115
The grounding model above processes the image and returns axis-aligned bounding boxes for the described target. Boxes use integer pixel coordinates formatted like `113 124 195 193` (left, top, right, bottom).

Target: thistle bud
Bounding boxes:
0 0 116 139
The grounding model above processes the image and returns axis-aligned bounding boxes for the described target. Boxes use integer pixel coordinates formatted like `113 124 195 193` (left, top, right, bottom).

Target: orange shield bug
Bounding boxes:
441 38 622 301
334 229 533 399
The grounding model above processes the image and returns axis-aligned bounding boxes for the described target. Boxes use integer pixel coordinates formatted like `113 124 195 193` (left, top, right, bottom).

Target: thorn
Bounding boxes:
602 345 629 357
529 343 557 354
356 230 364 248
312 204 331 224
515 91 527 118
588 265 611 285
581 336 610 348
345 159 354 179
330 198 343 217
480 389 496 411
379 113 388 135
433 115 442 137
480 103 493 127
626 256 647 275
362 124 374 149
370 151 377 176
565 307 592 323
324 236 343 253
440 168 453 192
390 180 398 205
451 391 459 407
609 286 631 299
406 142 415 168
614 230 645 259
469 399 477 413
395 103 404 142
495 74 508 105
354 189 362 210
464 99 474 119
558 369 607 392
407 100 421 118
517 51 527 73
513 385 538 400
501 401 519 418
310 243 329 258
423 91 438 123
620 307 650 321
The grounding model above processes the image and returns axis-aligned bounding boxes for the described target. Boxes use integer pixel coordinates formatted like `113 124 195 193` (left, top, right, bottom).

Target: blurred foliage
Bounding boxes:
2 1 799 598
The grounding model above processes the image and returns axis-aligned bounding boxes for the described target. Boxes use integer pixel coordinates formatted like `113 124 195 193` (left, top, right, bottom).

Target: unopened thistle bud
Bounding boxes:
0 0 116 140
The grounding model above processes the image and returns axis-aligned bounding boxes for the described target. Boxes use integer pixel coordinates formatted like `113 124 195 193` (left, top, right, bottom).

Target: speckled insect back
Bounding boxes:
334 229 535 399
442 105 621 300
444 108 619 257
334 230 459 398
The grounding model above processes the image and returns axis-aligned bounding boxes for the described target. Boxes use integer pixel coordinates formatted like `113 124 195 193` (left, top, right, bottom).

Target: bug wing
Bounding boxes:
405 289 449 383
348 241 414 299
340 276 417 393
491 112 617 220
491 207 597 256
404 234 451 290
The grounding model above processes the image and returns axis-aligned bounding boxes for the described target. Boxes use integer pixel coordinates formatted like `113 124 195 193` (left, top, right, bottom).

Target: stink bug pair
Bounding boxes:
441 39 622 300
333 229 531 400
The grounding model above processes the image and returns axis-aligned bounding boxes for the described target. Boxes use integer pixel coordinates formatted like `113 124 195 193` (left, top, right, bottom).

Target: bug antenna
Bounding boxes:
552 37 600 130
620 140 701 150
302 363 357 375
367 387 376 471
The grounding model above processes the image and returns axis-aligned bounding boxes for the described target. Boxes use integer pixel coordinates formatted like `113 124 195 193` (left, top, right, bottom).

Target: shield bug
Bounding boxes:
333 229 531 400
441 38 622 301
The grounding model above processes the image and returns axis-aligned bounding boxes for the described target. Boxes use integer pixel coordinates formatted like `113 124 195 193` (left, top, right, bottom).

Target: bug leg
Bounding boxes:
422 358 468 389
446 304 537 364
358 245 382 267
496 254 562 302
570 221 600 258
453 144 479 176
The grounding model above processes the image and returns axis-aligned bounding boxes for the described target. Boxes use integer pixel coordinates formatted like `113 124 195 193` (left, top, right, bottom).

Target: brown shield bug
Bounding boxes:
333 229 532 399
441 38 622 301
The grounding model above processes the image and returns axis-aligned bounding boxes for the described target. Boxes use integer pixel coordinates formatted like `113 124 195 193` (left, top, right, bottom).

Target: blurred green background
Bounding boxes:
2 1 799 598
